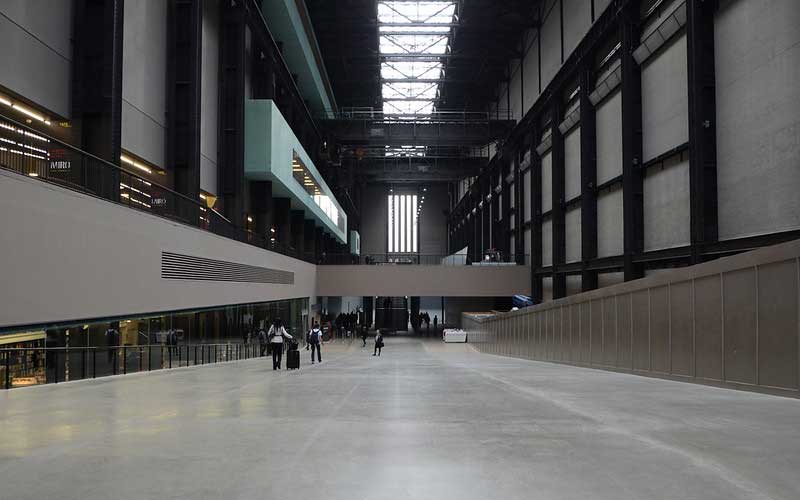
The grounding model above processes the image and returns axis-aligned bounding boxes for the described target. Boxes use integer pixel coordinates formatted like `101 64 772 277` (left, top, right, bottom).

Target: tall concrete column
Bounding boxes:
315 227 324 262
273 198 291 250
304 220 317 262
290 210 305 256
250 181 273 238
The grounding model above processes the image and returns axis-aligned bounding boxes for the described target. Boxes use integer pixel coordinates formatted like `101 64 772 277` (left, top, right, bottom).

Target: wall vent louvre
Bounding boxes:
161 252 294 284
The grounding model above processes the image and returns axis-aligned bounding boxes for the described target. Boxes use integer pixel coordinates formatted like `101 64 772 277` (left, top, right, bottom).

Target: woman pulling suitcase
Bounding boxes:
268 318 293 370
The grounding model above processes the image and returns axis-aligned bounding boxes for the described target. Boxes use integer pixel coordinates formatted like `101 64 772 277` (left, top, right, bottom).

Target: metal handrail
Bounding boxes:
0 113 312 263
0 342 272 389
318 253 530 266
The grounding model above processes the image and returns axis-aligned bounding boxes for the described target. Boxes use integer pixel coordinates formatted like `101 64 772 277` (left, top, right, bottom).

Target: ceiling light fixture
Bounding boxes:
120 154 153 174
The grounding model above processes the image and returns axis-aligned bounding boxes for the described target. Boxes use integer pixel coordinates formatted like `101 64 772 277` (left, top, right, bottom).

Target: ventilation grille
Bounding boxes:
161 252 294 284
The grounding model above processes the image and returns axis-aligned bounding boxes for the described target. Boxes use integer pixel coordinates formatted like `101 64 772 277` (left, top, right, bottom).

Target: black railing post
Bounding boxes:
4 351 10 389
54 352 60 384
168 345 172 369
92 349 96 378
81 349 87 380
178 344 182 366
194 345 198 365
148 345 152 371
122 347 127 375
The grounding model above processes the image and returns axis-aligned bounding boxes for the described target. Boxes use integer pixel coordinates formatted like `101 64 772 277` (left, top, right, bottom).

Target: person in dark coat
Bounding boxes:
307 322 322 364
373 331 384 356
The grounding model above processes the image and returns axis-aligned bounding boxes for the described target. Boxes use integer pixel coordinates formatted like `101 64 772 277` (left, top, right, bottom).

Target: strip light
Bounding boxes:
0 146 46 160
0 122 50 142
0 92 53 125
119 182 152 198
120 154 153 174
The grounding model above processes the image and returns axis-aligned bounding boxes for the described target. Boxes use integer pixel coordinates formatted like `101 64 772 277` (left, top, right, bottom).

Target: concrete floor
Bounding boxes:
1 338 800 500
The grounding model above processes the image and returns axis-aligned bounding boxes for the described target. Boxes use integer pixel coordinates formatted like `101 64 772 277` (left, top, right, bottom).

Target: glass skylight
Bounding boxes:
377 1 457 120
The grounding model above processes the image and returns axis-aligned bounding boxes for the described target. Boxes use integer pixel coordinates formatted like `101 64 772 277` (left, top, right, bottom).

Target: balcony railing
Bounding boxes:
0 343 268 389
319 253 529 266
0 114 312 263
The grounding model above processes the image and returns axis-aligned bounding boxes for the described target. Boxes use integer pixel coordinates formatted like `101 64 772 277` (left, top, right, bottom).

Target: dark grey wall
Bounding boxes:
360 184 449 256
419 184 448 255
360 185 388 255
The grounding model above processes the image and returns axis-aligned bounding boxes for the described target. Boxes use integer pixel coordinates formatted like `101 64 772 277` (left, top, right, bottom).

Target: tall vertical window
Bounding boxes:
388 194 418 253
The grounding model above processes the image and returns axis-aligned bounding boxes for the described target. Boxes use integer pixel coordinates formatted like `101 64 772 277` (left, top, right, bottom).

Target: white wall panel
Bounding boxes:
540 0 562 90
564 127 582 200
594 0 614 19
0 171 317 330
523 169 532 222
542 219 553 266
598 272 624 288
123 0 168 167
543 277 553 301
201 0 220 195
596 90 622 184
567 275 582 296
641 34 688 161
565 208 582 263
522 30 540 114
644 158 690 251
524 228 532 257
541 152 553 212
563 0 591 58
597 188 623 257
0 1 73 117
509 60 523 121
715 0 800 240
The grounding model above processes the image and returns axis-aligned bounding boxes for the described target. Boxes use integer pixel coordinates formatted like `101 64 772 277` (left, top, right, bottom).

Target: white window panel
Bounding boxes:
383 82 439 100
380 34 449 55
383 100 435 115
381 61 442 80
378 2 456 25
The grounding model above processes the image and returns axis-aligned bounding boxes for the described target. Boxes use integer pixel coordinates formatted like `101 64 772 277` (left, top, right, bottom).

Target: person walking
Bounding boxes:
307 322 323 364
268 318 293 370
373 330 384 356
433 315 438 335
258 324 269 357
105 323 120 371
360 325 368 347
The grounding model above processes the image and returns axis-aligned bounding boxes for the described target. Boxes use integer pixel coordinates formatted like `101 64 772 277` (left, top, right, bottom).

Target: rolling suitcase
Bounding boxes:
286 347 300 370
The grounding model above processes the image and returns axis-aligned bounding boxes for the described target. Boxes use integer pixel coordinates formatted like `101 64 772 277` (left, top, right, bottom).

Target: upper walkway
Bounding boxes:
2 338 799 499
316 260 530 297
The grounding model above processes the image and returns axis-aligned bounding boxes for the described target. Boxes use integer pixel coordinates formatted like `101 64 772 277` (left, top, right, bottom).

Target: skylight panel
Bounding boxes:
379 34 449 55
378 2 455 25
377 1 456 119
381 61 442 80
383 100 435 115
383 82 439 100
379 25 451 34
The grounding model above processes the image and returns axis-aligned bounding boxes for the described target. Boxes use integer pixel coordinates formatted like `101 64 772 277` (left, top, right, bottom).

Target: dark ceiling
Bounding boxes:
305 0 540 112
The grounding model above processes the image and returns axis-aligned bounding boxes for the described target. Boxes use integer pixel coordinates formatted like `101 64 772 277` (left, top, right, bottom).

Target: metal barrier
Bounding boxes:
0 114 310 263
462 238 800 398
319 253 530 266
0 343 268 389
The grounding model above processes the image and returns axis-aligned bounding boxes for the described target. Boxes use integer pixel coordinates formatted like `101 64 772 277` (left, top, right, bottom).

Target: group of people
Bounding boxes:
255 316 388 371
334 311 360 338
416 312 439 335
255 318 325 370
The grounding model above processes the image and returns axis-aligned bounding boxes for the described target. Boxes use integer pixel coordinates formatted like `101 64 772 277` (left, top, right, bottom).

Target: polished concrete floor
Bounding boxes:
2 337 800 500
